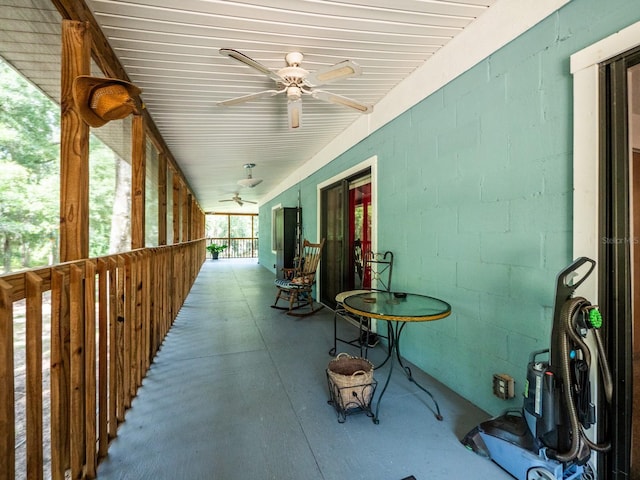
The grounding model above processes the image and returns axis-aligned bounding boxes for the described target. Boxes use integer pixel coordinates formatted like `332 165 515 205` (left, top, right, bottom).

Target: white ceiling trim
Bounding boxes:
263 0 572 205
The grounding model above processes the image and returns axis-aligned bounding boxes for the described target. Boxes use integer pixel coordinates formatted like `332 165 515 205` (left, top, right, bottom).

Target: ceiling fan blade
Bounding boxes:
218 88 285 107
243 200 258 204
220 48 283 83
288 98 302 130
219 199 234 202
304 60 361 87
310 89 372 113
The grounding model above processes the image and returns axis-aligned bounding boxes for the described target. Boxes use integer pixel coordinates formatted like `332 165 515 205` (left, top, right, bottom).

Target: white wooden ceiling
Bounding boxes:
1 0 497 212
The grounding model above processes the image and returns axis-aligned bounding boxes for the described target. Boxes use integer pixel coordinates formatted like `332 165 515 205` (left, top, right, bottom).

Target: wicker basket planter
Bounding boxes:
326 353 377 422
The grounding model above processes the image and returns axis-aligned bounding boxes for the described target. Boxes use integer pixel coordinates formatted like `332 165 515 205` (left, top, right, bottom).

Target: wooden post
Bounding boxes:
60 20 90 262
158 153 168 246
131 115 146 250
172 175 181 243
182 190 190 243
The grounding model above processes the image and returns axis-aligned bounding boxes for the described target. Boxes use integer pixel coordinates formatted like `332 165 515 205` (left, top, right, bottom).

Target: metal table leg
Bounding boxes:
372 321 442 424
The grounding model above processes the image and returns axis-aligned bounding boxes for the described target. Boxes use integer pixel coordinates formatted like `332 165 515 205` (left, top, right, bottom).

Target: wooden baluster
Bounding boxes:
115 256 126 423
50 268 70 480
123 255 133 409
69 264 85 479
107 258 118 435
97 259 109 459
26 272 44 480
0 279 15 480
84 261 97 478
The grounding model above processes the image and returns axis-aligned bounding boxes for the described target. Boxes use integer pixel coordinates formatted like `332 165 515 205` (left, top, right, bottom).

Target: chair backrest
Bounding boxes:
298 239 325 277
362 251 393 292
289 239 325 285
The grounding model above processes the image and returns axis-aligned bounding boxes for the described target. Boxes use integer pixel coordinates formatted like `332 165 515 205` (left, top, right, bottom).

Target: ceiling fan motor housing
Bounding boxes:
285 51 304 66
278 66 308 86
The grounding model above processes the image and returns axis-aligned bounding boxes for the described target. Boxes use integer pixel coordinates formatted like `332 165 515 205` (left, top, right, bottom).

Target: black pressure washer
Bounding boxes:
462 257 613 480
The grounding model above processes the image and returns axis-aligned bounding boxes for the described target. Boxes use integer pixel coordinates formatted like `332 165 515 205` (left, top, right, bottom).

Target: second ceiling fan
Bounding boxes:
219 193 257 207
217 48 373 129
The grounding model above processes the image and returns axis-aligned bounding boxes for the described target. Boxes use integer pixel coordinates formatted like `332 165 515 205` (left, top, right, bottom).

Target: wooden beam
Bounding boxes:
52 0 198 203
60 20 90 262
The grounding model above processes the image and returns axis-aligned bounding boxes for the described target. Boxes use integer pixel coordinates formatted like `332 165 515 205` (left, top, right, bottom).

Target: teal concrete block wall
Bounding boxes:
259 0 640 415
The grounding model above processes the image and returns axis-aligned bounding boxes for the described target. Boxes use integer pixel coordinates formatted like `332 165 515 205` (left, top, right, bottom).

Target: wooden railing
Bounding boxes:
206 238 258 259
0 240 206 480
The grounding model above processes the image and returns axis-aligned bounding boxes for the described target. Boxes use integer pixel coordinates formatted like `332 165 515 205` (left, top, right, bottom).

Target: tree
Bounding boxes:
0 59 59 271
0 58 133 272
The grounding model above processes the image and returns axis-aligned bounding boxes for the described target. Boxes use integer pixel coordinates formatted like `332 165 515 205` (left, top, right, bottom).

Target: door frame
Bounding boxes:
571 20 640 479
316 155 378 304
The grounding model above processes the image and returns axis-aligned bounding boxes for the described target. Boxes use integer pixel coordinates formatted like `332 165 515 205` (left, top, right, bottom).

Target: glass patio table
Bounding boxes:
343 291 451 424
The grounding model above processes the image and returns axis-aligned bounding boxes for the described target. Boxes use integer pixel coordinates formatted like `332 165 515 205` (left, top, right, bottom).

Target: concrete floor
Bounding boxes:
96 259 512 480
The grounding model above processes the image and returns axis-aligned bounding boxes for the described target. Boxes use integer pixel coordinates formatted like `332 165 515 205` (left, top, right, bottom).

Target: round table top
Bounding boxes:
343 291 451 322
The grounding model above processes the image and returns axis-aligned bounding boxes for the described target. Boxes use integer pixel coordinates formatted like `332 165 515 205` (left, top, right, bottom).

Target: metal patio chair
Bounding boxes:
329 250 393 357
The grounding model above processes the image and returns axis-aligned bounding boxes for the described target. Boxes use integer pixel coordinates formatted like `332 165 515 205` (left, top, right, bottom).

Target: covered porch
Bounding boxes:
95 258 509 480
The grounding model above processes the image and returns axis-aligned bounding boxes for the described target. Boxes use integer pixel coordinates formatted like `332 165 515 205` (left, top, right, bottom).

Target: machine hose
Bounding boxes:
593 327 613 403
568 310 591 367
550 297 612 462
551 297 586 463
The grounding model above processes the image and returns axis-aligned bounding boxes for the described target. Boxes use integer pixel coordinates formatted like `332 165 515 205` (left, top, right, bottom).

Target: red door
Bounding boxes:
348 181 371 289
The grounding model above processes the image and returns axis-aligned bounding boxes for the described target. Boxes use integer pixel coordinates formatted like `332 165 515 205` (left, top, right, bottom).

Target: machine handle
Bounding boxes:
558 257 595 293
528 348 550 364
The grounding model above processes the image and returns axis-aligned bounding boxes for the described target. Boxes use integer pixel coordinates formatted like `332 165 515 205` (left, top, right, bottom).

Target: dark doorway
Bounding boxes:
319 169 372 308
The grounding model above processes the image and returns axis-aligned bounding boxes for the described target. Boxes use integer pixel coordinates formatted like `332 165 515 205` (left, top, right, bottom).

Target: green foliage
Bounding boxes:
206 243 228 254
0 61 59 178
0 58 131 272
0 59 59 271
89 139 119 257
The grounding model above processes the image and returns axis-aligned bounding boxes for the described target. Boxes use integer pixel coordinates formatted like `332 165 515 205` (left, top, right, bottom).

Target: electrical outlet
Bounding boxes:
493 373 515 400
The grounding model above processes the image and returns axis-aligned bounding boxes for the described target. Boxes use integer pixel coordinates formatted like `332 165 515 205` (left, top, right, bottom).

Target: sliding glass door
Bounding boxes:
319 170 372 308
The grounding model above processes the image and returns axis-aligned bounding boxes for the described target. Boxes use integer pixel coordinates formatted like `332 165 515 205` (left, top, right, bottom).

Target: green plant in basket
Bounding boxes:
206 243 227 259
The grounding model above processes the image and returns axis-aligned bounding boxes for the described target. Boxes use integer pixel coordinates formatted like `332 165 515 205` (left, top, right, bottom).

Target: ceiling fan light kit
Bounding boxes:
237 163 263 188
288 98 302 129
218 48 372 129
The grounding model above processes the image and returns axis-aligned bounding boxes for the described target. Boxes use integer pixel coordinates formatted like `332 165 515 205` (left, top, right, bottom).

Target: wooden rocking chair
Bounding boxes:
272 238 325 316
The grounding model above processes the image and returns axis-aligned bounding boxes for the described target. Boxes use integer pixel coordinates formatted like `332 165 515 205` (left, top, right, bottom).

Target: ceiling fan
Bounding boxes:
219 193 257 207
217 48 373 129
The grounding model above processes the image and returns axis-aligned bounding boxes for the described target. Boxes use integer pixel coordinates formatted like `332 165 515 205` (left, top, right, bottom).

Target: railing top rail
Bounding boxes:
0 239 205 302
